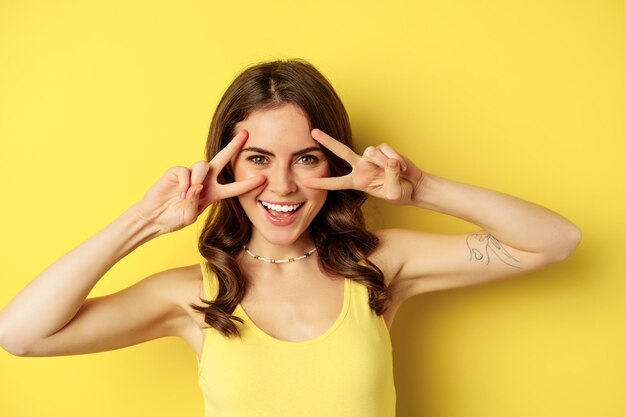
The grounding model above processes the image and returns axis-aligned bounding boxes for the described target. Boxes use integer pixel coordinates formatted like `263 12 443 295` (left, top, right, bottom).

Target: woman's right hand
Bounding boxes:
132 129 265 234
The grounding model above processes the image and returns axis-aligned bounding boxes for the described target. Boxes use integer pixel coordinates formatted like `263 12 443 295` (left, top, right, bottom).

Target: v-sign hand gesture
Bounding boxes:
133 129 266 234
302 128 425 206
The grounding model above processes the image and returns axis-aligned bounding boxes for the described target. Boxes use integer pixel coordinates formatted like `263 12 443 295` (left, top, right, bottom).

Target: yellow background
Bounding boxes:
0 1 623 416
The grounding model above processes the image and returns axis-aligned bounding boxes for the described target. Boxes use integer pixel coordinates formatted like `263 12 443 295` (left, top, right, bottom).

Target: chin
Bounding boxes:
257 228 308 246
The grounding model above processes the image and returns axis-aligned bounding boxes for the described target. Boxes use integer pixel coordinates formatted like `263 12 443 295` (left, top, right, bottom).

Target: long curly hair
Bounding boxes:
189 58 392 338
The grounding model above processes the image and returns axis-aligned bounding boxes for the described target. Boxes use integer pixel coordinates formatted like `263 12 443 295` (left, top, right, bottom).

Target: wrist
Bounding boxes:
124 204 168 239
410 171 432 207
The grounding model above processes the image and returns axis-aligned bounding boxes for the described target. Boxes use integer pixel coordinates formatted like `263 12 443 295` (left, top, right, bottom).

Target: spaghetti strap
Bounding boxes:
197 258 396 417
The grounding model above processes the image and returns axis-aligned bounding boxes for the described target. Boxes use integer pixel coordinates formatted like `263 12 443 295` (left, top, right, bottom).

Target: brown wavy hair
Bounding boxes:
189 58 392 338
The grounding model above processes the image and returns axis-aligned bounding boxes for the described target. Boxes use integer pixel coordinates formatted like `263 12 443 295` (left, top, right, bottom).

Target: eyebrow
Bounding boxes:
239 146 324 157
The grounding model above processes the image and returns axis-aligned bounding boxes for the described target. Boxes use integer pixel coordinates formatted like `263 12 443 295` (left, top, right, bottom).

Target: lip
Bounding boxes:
258 200 304 205
258 201 303 226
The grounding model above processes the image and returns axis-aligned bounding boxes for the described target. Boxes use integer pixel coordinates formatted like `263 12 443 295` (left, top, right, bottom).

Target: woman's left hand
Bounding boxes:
302 128 425 205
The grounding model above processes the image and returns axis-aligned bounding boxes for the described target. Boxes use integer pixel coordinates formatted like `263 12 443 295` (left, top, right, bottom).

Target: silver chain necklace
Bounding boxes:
243 244 317 264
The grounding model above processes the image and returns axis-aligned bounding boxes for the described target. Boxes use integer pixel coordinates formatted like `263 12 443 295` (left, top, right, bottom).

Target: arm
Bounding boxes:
303 128 581 296
0 134 266 357
0 204 175 356
379 172 582 295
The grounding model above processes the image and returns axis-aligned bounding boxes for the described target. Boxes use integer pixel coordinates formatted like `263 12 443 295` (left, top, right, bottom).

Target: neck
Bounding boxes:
245 230 316 261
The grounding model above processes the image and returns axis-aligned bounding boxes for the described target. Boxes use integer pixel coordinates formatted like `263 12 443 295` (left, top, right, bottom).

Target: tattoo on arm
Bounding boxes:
466 233 522 268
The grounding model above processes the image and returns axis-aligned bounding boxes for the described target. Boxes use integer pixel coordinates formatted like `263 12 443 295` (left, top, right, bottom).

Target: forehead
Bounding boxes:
233 103 315 149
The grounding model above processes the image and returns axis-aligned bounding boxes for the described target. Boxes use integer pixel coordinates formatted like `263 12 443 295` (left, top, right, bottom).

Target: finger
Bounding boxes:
363 146 390 168
183 180 208 224
218 175 267 199
166 166 191 199
377 144 408 171
185 184 204 208
301 175 353 191
188 161 211 205
384 159 403 200
209 129 250 174
311 128 360 167
189 160 210 186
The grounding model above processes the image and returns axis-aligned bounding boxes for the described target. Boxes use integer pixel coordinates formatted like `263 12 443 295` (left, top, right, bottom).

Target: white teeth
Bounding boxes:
260 201 302 212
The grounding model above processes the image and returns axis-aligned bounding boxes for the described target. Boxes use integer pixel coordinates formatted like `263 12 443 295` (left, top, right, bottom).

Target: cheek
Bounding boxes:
233 164 257 181
297 162 331 179
295 165 330 198
233 166 263 204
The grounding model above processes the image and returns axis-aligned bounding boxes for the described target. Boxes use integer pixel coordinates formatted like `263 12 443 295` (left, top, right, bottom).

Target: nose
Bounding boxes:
268 165 297 195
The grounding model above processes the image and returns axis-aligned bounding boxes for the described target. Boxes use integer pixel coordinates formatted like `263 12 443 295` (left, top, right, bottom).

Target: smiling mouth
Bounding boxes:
258 201 305 218
259 201 304 210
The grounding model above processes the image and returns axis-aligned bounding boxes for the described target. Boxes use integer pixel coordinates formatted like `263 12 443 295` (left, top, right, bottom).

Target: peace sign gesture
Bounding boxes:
302 128 425 206
133 129 266 234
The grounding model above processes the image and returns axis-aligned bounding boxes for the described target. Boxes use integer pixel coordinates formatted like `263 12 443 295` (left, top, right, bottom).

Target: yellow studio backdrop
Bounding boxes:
0 1 623 416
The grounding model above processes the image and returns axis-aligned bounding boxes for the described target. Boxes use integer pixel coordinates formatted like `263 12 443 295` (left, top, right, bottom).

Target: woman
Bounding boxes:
0 59 581 416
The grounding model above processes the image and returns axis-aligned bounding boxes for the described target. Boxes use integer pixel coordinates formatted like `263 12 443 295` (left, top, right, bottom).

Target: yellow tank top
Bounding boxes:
196 262 397 417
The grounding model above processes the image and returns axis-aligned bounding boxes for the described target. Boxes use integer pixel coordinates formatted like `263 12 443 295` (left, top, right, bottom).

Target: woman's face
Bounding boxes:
231 103 331 247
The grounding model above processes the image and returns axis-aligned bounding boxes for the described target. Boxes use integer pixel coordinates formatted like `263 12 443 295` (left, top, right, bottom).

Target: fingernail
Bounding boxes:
389 160 398 169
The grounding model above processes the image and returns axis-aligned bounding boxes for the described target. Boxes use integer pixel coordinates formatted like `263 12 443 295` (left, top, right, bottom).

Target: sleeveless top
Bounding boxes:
196 261 397 417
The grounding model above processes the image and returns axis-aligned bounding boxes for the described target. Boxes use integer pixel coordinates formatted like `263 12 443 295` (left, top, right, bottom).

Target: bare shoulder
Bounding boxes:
163 263 205 316
365 228 409 287
364 228 427 321
140 263 206 336
159 263 218 359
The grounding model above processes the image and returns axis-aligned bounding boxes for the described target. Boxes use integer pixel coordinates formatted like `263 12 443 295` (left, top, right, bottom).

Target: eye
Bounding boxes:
247 155 268 165
298 155 320 165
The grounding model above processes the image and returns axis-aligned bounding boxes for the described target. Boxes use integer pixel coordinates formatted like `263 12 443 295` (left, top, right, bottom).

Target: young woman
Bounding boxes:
0 59 581 416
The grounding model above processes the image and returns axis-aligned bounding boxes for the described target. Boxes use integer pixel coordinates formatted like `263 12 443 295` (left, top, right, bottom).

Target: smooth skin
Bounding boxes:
305 128 581 298
0 129 266 356
0 104 581 359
